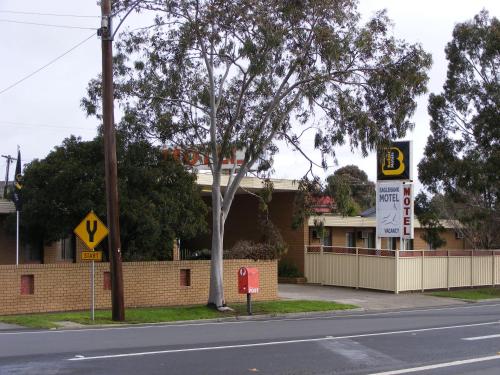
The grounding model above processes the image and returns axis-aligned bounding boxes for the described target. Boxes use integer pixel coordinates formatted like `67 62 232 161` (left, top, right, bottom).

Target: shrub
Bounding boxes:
224 240 278 261
278 261 302 278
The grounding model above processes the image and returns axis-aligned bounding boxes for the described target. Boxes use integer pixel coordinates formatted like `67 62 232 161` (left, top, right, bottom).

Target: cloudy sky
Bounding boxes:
0 1 498 192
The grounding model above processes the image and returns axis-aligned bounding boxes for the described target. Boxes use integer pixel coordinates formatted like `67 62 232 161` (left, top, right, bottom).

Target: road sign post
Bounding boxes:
92 254 95 321
74 211 109 322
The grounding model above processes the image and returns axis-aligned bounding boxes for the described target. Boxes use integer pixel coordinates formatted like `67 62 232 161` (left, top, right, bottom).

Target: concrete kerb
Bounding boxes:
0 308 365 332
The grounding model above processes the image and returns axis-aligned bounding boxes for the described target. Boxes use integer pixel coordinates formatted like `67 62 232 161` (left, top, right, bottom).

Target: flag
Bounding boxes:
12 148 22 211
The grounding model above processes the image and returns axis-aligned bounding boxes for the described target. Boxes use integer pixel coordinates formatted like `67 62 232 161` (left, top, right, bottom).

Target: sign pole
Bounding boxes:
16 210 19 266
74 211 108 323
91 250 95 322
246 293 252 315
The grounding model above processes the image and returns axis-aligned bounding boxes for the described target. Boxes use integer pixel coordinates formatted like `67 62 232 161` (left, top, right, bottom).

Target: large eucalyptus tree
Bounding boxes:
418 11 499 249
84 0 431 309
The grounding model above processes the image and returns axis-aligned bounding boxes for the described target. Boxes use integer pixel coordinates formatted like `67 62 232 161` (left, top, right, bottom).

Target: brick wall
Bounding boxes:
0 259 277 315
269 193 307 276
183 192 307 275
413 228 467 250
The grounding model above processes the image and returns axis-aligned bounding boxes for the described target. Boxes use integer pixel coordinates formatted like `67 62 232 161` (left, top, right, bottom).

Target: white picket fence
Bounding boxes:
305 246 500 293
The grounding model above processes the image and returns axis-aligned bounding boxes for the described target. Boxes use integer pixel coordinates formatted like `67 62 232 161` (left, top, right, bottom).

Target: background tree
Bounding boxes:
15 134 207 260
414 192 447 250
84 0 431 308
418 10 499 249
326 165 375 216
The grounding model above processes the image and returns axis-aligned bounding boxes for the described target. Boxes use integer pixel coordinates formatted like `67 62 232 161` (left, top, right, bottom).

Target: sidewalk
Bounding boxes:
279 284 467 311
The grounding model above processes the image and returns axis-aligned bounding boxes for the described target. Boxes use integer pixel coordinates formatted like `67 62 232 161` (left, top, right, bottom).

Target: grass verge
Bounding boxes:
430 288 500 301
0 300 356 329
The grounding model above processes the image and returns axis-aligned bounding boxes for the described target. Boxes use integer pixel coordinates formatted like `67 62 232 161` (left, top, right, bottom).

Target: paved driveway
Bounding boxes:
279 283 467 311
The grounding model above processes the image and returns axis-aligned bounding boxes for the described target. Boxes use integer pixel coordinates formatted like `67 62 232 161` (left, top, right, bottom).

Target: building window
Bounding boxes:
20 275 34 295
388 237 397 250
310 227 332 246
404 239 414 250
23 243 41 262
59 236 75 261
180 269 191 287
321 228 332 246
364 232 375 249
346 232 356 248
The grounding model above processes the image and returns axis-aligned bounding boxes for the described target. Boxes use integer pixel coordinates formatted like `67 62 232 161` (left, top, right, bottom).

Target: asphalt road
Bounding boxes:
2 303 500 374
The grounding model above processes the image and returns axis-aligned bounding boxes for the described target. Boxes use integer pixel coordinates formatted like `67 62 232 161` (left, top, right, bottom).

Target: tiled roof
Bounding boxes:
196 174 299 192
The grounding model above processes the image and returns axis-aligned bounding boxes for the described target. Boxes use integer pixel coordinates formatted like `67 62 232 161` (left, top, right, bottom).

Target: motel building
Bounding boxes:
0 171 497 315
0 174 476 271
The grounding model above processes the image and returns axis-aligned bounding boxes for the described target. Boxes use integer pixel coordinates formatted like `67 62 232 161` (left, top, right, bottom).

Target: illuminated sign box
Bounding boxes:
377 141 412 181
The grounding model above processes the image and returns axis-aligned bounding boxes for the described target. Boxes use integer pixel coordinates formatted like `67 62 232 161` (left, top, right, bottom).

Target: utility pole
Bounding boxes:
100 0 125 321
1 155 15 198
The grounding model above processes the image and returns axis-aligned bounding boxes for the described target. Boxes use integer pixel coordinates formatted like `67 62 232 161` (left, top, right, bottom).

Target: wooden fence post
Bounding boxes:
471 249 474 288
394 249 399 294
356 247 359 289
421 250 425 292
447 250 450 291
492 250 495 287
320 245 324 285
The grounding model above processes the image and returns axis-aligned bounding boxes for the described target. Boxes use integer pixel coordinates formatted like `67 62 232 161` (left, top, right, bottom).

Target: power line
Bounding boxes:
0 33 95 96
0 10 99 18
0 19 96 30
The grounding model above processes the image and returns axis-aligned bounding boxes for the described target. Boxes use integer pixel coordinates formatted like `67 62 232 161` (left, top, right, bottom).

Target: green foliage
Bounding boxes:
83 0 431 305
15 135 207 260
225 240 280 260
418 11 499 249
325 165 375 216
278 260 302 278
84 0 431 171
414 192 447 249
431 288 500 301
291 177 323 229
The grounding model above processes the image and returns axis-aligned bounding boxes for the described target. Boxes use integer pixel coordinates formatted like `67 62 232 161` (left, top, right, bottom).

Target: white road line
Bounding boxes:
463 333 500 341
368 354 500 374
68 337 332 361
3 302 500 336
67 321 500 361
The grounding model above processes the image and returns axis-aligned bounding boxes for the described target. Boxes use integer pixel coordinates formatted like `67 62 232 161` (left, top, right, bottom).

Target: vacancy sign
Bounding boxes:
376 182 401 237
74 211 109 250
376 182 413 238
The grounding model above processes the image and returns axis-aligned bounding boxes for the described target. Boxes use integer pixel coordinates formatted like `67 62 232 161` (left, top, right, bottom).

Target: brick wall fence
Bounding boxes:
0 260 277 315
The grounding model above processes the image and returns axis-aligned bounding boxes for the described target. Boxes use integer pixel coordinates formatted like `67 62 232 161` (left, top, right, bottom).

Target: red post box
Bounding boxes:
238 267 259 294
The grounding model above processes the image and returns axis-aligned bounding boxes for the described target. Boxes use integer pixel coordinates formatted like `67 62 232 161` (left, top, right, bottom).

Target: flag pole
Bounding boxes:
16 210 19 266
14 145 21 267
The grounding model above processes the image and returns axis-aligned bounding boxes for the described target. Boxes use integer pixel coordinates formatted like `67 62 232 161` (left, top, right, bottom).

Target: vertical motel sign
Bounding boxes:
376 141 414 240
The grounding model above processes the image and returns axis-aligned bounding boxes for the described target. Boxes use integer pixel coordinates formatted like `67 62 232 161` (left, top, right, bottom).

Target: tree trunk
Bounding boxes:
208 173 225 308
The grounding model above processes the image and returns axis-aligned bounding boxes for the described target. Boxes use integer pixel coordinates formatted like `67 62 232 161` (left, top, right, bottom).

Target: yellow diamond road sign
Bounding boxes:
74 211 109 250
